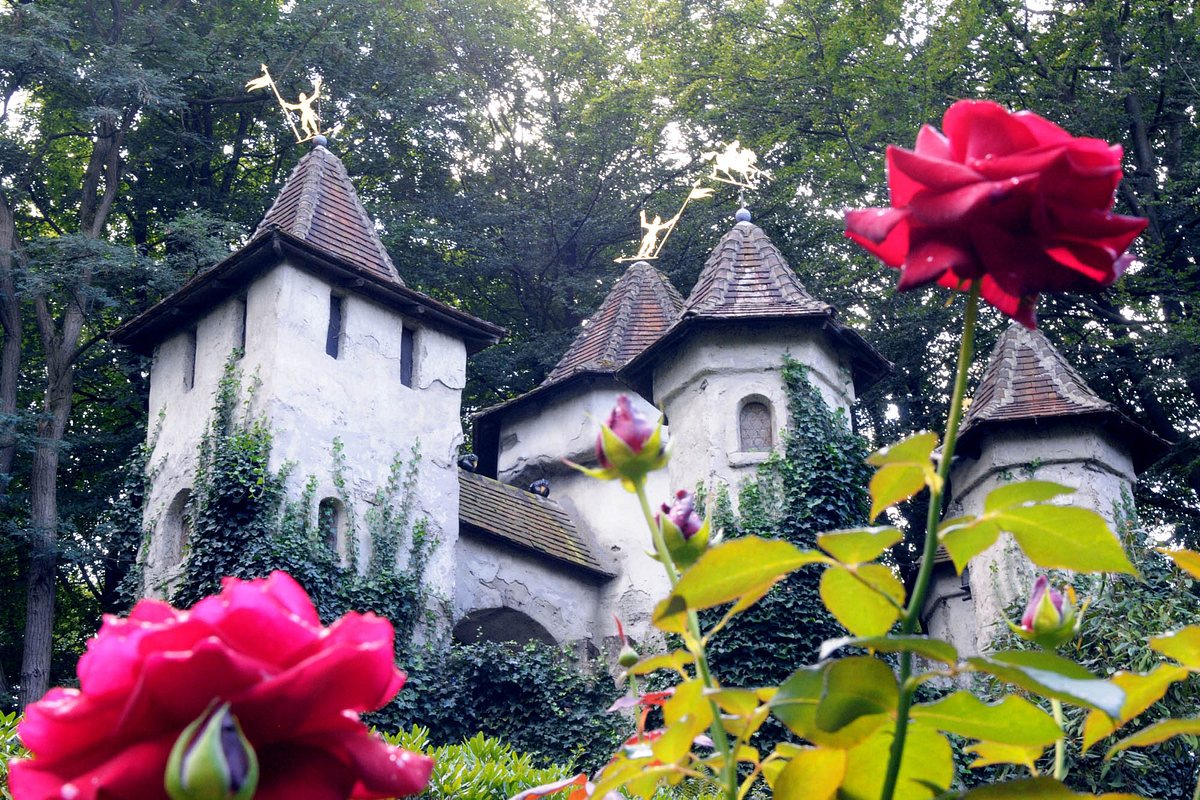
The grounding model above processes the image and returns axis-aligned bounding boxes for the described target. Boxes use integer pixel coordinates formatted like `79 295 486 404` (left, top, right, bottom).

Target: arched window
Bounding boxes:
452 608 557 646
163 489 192 565
739 400 773 452
317 497 346 553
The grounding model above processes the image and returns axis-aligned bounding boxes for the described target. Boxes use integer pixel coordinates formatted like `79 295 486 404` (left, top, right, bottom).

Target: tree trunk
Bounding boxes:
0 192 20 483
19 334 77 708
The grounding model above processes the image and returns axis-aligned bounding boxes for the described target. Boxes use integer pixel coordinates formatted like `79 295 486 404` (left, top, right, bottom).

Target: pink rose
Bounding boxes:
595 395 656 469
845 99 1147 327
9 571 433 800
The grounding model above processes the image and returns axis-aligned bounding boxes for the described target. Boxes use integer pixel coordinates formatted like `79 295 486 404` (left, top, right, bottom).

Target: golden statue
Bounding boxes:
616 185 713 263
702 140 765 190
247 64 325 143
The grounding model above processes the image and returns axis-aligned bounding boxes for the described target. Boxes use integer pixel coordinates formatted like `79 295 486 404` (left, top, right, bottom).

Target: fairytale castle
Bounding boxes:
112 140 1166 657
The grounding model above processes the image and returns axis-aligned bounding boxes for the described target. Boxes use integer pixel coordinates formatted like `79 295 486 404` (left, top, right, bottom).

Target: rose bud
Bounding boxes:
582 395 669 487
614 616 639 668
1008 575 1083 650
658 489 711 568
165 701 258 800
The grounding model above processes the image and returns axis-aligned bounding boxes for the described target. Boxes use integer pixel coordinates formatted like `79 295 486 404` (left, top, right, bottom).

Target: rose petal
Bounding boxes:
889 147 982 200
8 735 174 800
943 100 1040 161
898 236 975 290
913 124 952 160
908 175 1036 226
845 208 909 267
256 744 357 800
325 731 434 799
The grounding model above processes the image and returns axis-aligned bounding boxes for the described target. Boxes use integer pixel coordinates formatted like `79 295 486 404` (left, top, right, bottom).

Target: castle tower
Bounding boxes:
471 260 683 644
620 210 889 501
113 140 502 597
923 323 1167 655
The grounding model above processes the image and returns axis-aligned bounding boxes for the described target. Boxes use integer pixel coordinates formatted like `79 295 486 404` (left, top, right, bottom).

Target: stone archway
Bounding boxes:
452 607 557 646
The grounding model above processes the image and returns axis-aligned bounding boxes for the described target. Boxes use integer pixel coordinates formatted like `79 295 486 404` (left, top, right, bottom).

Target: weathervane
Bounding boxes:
616 140 766 263
246 64 324 143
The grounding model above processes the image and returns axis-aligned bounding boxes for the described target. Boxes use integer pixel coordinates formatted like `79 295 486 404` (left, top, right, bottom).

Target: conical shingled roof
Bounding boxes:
682 219 831 319
958 323 1167 470
255 145 402 285
544 261 684 384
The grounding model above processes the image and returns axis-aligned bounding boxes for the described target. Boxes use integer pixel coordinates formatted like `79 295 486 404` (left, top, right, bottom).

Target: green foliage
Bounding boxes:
982 499 1200 798
385 726 573 800
699 360 871 742
171 358 434 642
377 641 627 775
0 710 24 800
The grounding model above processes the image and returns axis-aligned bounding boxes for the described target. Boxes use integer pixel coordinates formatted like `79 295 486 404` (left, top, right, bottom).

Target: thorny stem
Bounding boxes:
1052 699 1066 780
635 482 738 800
880 285 980 800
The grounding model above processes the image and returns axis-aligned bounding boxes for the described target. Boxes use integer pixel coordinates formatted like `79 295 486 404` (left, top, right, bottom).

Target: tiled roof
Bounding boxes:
682 220 832 320
618 215 891 394
961 324 1115 432
544 261 683 383
255 145 402 285
458 471 610 576
958 323 1167 470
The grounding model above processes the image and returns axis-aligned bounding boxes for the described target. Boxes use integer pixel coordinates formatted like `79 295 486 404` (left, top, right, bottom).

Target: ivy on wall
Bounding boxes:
168 357 434 642
697 359 872 746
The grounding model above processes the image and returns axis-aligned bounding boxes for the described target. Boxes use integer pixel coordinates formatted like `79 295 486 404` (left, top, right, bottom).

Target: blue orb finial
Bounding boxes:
313 134 328 148
735 207 752 223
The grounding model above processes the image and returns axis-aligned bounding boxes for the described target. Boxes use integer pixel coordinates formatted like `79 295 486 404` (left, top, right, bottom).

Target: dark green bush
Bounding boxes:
377 641 628 774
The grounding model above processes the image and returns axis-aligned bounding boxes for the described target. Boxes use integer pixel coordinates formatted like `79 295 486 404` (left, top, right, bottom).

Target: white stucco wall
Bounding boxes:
141 261 467 605
654 323 854 503
930 420 1137 657
495 379 673 647
455 533 605 645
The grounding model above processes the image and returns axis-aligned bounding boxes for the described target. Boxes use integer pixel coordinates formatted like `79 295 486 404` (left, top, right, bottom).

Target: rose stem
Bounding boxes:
635 481 737 800
880 283 980 800
1052 698 1066 780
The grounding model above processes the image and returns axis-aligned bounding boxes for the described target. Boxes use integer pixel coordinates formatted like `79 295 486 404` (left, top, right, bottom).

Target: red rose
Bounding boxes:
845 99 1147 327
9 572 433 800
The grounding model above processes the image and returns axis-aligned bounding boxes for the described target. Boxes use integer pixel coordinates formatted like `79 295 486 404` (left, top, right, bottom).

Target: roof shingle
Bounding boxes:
682 220 832 320
958 323 1167 470
545 260 683 384
458 471 610 576
256 145 402 285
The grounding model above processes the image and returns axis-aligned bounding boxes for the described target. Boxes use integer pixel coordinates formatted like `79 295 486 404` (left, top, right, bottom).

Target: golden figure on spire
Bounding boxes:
246 64 325 143
702 140 765 190
616 140 767 263
615 185 713 263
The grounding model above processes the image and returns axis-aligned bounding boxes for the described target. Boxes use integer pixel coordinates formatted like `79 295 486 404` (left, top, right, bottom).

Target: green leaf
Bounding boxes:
1150 626 1200 668
769 665 887 748
866 433 940 521
1081 665 1189 752
627 651 694 676
705 688 760 717
1157 548 1200 580
967 651 1125 719
997 505 1137 575
818 635 957 666
911 692 1061 746
983 480 1076 512
1106 717 1200 760
815 657 898 734
817 526 903 564
774 748 844 800
838 721 953 800
963 742 1047 771
939 516 1001 574
819 564 903 637
654 538 827 628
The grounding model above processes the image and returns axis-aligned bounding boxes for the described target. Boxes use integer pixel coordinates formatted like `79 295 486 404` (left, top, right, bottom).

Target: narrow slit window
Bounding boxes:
235 297 247 354
739 401 772 452
400 327 414 387
317 497 345 554
326 294 343 358
183 330 197 391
